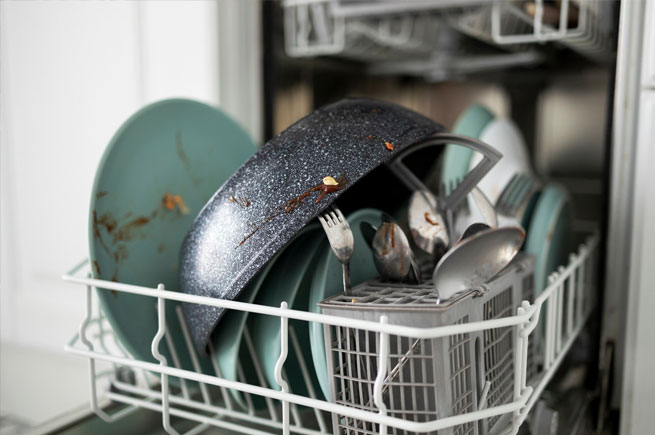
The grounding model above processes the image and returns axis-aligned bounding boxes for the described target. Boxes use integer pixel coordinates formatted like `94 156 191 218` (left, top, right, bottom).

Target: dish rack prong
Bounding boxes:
62 233 598 435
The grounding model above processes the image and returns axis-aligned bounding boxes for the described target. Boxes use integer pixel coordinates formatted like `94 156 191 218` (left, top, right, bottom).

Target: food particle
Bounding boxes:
322 176 339 186
424 212 440 226
164 194 176 210
163 193 189 214
385 141 394 151
174 195 189 214
352 298 357 304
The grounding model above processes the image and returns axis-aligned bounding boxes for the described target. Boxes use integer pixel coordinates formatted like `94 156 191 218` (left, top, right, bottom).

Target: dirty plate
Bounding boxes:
89 99 256 373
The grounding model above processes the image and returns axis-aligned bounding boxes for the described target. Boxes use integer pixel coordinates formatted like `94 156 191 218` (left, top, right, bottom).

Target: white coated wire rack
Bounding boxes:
282 0 614 72
63 233 598 435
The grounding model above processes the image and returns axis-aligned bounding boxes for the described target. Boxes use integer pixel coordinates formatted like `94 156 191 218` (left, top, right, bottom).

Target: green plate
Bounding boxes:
89 99 256 377
211 255 276 409
440 104 495 190
524 184 572 295
248 226 324 397
308 208 385 400
212 228 316 409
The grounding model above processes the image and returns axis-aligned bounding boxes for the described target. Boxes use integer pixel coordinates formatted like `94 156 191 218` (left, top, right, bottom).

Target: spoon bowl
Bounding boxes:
372 222 417 282
433 226 525 301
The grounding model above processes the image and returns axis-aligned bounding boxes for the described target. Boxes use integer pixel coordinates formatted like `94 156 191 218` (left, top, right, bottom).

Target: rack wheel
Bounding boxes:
530 400 559 435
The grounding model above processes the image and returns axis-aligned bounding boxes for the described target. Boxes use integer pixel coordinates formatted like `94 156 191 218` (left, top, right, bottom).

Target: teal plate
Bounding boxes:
524 183 573 295
89 99 256 377
248 226 324 397
440 104 495 190
309 208 385 400
212 227 316 409
212 253 277 409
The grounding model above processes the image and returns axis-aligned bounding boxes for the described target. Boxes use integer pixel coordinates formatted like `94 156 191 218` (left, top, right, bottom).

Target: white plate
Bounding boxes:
469 118 532 205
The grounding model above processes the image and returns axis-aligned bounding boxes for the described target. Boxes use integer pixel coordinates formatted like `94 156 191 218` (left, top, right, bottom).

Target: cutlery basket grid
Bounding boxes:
62 234 597 435
319 255 536 435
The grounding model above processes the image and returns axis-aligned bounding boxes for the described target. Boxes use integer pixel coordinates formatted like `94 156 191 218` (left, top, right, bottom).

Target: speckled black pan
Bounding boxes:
180 98 444 354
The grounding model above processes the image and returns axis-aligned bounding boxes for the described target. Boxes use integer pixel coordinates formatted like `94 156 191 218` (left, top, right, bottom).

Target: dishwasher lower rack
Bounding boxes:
62 233 598 435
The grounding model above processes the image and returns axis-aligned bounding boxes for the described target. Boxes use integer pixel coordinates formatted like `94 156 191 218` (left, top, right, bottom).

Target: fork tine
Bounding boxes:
335 207 346 223
323 210 336 226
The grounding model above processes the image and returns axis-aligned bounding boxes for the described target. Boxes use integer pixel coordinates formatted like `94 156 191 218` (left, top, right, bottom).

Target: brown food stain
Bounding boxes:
96 191 109 199
93 203 163 294
92 260 101 276
390 223 395 248
237 176 348 248
424 212 440 226
157 244 165 253
176 130 201 185
163 193 190 214
113 215 152 242
113 244 129 263
384 141 394 151
229 196 251 209
110 273 118 298
96 212 118 233
164 194 177 210
380 224 390 256
92 211 113 255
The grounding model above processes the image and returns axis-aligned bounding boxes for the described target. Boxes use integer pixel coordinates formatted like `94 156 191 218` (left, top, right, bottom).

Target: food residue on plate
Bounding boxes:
92 260 101 276
163 193 190 214
424 212 440 226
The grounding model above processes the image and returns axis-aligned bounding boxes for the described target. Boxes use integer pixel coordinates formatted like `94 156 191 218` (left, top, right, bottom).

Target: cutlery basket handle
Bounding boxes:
387 132 502 210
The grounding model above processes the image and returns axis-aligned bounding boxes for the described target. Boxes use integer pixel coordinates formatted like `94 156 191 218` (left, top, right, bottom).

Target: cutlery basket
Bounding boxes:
319 254 537 435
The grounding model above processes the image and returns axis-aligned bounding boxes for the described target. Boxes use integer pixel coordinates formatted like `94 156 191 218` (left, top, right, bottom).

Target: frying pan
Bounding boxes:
180 98 500 354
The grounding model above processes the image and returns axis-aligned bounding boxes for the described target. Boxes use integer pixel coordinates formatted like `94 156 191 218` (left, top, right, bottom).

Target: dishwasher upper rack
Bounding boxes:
282 0 614 73
62 233 598 435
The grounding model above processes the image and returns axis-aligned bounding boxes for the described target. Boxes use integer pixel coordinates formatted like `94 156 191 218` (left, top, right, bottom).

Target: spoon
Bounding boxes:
408 190 449 260
371 222 421 283
432 226 525 301
458 222 491 242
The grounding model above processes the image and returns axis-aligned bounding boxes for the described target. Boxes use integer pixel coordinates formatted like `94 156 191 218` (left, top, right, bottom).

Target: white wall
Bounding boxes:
0 0 260 426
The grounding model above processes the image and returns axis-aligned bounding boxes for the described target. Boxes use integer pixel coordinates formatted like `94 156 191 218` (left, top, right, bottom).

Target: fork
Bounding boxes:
318 206 354 296
495 173 539 226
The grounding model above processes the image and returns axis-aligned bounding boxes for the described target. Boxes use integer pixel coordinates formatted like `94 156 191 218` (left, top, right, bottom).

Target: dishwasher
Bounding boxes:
59 1 653 434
